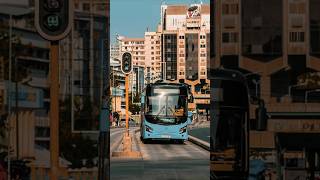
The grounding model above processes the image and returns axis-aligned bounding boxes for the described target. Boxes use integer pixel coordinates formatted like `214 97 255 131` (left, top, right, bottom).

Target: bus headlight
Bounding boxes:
179 126 187 133
145 125 153 132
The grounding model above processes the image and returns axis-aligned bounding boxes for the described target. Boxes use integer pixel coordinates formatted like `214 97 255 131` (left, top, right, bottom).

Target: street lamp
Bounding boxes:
305 89 320 103
244 72 261 97
252 79 260 97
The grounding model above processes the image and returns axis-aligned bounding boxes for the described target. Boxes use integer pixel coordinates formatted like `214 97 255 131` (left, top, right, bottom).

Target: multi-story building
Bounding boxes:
118 36 145 67
110 43 120 60
212 0 320 178
110 58 125 116
160 3 210 110
144 31 162 83
59 0 108 131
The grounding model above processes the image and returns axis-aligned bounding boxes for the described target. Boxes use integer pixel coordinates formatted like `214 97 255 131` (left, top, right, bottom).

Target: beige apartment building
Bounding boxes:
144 31 162 82
118 37 145 67
212 0 320 178
159 3 210 110
117 4 210 109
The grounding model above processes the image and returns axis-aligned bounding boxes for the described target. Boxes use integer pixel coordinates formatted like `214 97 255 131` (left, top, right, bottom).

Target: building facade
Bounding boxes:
160 3 210 110
212 0 320 178
144 31 162 83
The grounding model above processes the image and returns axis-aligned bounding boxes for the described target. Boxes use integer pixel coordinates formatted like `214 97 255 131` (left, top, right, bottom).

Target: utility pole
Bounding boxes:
14 56 19 159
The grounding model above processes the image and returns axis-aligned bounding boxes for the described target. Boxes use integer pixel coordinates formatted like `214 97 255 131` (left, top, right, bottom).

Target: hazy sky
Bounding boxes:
110 0 210 44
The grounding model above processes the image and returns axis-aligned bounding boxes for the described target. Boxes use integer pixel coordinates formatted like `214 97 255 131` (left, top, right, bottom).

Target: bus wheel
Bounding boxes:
175 139 184 144
141 138 148 144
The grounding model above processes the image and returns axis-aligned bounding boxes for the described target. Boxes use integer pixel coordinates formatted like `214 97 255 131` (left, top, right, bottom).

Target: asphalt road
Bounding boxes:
110 131 209 180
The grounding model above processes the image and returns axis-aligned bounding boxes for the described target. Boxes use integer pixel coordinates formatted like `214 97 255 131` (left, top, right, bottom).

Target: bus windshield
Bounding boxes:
145 86 188 124
211 79 249 172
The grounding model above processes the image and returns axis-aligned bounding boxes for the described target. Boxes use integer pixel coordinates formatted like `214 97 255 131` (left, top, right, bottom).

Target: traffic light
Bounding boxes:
121 52 132 74
35 0 73 41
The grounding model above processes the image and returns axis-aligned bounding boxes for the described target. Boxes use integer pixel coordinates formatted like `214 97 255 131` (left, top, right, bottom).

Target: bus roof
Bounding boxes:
148 81 188 88
209 68 247 83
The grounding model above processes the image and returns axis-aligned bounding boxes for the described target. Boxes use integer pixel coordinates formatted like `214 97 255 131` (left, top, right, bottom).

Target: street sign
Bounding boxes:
121 52 132 74
35 0 73 41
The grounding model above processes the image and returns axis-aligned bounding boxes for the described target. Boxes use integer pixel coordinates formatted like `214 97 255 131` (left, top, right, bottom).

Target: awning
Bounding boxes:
277 133 320 149
196 104 210 109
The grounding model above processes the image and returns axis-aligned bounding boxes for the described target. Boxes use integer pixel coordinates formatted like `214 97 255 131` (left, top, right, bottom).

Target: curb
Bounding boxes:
188 135 210 151
111 128 142 158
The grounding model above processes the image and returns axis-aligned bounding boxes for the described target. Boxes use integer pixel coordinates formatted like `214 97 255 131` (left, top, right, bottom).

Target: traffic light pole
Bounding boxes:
125 74 129 136
50 41 59 180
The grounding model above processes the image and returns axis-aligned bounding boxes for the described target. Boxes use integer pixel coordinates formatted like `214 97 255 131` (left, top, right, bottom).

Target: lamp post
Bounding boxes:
244 72 261 97
252 79 260 97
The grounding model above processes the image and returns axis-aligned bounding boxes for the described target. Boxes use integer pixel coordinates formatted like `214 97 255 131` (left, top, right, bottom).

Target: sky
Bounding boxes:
110 0 210 44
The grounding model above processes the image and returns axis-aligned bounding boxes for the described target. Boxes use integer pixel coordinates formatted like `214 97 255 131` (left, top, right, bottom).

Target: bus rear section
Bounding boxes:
210 69 250 179
140 82 191 143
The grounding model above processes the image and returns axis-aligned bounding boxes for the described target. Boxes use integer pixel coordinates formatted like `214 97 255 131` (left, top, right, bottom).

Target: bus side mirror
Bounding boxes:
255 102 268 131
188 111 193 124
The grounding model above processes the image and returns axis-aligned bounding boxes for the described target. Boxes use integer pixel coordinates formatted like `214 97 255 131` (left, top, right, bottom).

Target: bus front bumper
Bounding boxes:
143 131 188 140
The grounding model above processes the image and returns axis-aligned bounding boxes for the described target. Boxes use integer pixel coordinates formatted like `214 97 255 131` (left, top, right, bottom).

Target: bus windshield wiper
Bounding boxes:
155 105 166 120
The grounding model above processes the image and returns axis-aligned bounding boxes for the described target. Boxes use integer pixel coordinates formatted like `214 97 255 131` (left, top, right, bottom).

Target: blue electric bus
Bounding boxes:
210 69 268 179
140 82 193 143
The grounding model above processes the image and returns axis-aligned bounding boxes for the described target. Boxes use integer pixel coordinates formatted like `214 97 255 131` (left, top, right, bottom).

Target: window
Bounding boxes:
83 3 90 11
179 36 185 39
151 47 154 50
200 53 206 57
151 52 154 55
200 35 206 39
222 32 238 43
151 36 154 39
222 3 239 15
200 44 206 48
289 32 304 42
136 47 138 49
289 3 305 14
152 57 155 60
